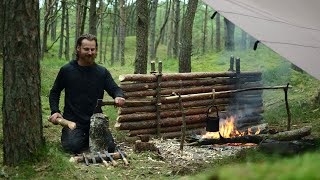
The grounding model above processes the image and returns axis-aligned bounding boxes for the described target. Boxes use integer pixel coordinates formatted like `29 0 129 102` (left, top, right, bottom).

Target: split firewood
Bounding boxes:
69 152 123 163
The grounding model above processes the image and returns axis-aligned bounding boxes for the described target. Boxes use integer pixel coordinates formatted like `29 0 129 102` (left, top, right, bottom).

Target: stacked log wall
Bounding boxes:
115 60 264 138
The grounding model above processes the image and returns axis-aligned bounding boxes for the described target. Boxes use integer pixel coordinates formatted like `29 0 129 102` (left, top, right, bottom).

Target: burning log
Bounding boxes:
189 126 311 146
192 135 265 145
124 82 262 98
128 122 206 136
119 71 262 82
120 77 262 92
238 123 268 134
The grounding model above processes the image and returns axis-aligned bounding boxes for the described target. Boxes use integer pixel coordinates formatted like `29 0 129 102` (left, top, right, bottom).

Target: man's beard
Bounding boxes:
83 55 96 63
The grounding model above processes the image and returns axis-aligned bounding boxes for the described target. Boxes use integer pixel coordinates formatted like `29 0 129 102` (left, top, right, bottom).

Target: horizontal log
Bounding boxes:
117 97 236 115
159 129 205 139
117 107 225 122
115 114 207 130
124 82 262 98
121 77 261 92
129 123 207 137
164 85 290 102
260 126 311 141
99 100 154 106
118 105 157 114
119 71 262 82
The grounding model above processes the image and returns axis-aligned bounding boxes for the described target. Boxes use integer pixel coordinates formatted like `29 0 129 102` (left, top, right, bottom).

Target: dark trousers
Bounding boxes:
61 127 89 154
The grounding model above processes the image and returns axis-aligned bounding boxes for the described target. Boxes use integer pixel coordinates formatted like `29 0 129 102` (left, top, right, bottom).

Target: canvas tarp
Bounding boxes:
202 0 320 80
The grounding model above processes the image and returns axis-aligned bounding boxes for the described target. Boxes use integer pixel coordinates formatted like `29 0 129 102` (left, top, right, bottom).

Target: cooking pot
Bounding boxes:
206 105 220 132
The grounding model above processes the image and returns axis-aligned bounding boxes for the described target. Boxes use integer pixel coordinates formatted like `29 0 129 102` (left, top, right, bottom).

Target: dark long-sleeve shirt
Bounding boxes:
49 60 124 129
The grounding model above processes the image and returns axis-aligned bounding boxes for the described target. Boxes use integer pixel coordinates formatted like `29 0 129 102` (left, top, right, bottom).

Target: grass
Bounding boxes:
1 37 320 179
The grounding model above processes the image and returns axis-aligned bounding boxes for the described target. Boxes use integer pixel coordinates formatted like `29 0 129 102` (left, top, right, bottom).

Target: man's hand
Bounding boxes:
114 97 125 107
48 112 63 125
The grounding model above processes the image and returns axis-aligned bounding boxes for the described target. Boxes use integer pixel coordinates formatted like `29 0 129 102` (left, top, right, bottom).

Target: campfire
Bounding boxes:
202 115 261 140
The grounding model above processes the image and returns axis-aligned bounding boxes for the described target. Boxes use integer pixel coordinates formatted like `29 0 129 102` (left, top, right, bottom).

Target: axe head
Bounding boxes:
96 99 103 108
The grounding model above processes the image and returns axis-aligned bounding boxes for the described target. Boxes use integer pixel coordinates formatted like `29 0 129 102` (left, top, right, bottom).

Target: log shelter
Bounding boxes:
114 56 291 138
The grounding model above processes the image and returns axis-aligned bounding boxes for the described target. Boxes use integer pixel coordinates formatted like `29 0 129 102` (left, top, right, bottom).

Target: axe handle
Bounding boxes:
56 118 76 130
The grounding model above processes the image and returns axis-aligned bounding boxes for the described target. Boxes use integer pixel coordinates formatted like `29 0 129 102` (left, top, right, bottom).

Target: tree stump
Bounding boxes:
89 113 116 153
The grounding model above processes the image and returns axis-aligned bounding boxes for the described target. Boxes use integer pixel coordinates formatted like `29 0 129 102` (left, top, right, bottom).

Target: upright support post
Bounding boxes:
179 94 186 151
150 61 156 74
235 57 241 113
155 61 163 137
229 55 234 71
284 83 292 130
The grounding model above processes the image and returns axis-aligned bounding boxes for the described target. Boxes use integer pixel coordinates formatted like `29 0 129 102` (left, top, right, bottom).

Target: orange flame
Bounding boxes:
202 115 260 139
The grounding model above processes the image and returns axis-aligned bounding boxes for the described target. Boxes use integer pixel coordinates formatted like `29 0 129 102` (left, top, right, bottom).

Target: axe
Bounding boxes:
56 117 76 130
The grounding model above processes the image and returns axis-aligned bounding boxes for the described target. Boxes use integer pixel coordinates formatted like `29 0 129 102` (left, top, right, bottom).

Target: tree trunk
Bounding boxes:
119 0 126 66
224 18 235 51
50 0 58 41
99 0 104 64
167 0 174 58
0 0 4 51
178 0 198 73
215 13 221 52
111 0 118 65
173 0 180 58
149 0 158 61
89 0 97 35
65 3 70 61
80 0 88 35
155 0 171 58
41 0 52 60
202 5 207 54
162 0 170 45
73 0 82 59
134 0 149 74
58 0 66 59
3 0 44 166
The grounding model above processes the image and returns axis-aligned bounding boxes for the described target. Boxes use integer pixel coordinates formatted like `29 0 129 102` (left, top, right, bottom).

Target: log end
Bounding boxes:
114 122 121 130
119 75 125 82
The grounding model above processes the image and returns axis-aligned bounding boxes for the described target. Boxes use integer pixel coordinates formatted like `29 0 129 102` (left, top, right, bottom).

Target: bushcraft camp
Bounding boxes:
1 0 320 179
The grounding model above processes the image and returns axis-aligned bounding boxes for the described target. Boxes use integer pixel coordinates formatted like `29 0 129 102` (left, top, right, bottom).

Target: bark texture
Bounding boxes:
3 0 44 166
134 0 149 74
179 0 198 72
